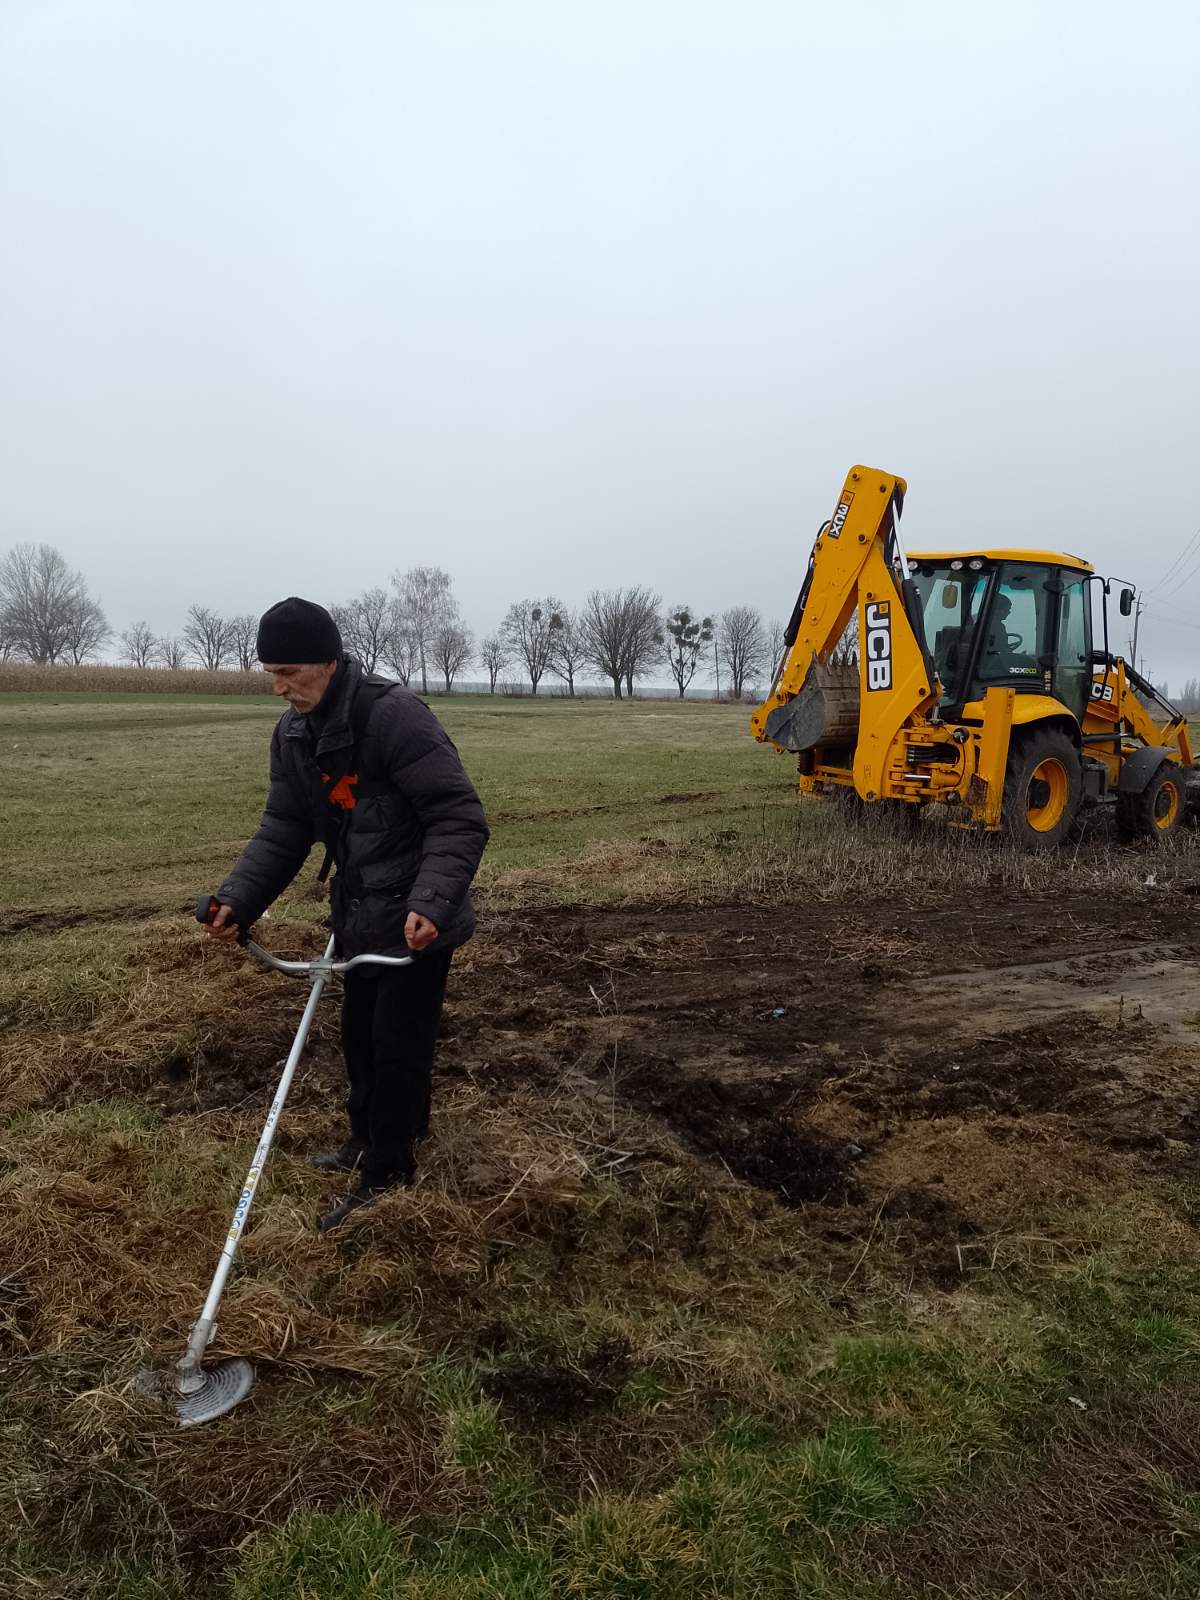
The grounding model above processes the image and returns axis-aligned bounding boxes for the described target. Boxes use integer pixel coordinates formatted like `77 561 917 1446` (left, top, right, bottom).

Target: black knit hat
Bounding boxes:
256 597 342 665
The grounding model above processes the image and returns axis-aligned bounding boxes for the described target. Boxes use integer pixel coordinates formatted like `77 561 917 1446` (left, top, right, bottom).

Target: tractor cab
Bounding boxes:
908 548 1103 722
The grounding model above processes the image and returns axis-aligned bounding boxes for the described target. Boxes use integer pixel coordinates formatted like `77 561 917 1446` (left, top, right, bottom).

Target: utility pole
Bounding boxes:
713 634 721 701
1131 594 1144 674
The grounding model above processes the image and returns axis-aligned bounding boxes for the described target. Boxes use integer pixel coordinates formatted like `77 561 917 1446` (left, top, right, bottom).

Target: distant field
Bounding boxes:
0 691 792 915
0 662 274 695
5 691 1200 1600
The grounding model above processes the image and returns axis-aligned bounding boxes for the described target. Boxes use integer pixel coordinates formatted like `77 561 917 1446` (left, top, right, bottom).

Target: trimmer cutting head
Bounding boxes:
137 1357 256 1427
174 1358 255 1426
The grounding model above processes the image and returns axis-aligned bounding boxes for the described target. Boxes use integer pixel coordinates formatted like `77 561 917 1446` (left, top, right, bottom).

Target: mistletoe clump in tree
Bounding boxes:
501 598 566 694
664 605 713 699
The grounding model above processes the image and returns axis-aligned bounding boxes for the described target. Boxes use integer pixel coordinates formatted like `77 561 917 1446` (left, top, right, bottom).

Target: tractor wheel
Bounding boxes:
1003 728 1081 850
1115 763 1186 843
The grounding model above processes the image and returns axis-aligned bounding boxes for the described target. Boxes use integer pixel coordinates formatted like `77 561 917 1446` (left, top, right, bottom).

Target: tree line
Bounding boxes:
0 542 787 699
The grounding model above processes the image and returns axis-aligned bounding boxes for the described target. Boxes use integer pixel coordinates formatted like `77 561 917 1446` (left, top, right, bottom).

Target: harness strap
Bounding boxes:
316 677 395 883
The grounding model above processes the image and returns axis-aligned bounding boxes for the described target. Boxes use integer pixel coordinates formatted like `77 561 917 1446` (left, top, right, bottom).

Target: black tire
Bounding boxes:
1003 728 1081 851
1115 763 1186 843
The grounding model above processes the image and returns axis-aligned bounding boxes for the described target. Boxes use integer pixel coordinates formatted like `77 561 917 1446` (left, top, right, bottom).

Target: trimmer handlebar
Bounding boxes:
244 944 415 977
195 892 415 976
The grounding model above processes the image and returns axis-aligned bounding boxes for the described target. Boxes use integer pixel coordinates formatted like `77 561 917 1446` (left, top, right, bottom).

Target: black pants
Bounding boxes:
340 949 453 1185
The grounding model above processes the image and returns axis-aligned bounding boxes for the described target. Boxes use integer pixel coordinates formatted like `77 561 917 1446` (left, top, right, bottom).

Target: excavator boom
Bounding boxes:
752 464 940 799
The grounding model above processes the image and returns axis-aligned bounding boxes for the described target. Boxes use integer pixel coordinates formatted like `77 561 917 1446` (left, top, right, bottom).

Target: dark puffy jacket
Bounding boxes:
218 658 489 955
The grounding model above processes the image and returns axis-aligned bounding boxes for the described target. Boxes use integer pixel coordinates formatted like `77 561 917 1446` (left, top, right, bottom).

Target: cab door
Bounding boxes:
1053 571 1092 721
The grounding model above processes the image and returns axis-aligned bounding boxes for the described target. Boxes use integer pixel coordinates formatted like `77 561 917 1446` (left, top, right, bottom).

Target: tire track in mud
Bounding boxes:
0 901 169 937
454 890 1200 1254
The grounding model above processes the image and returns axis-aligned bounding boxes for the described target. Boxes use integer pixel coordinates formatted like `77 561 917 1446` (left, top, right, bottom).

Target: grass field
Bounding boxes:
5 691 1200 1598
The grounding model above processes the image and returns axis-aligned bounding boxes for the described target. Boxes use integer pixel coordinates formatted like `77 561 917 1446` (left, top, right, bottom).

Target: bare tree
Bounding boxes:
501 597 565 694
623 590 663 698
120 620 157 668
578 586 662 699
380 611 419 685
392 566 455 694
766 616 787 681
579 590 625 696
331 587 390 673
182 605 234 671
431 620 473 692
155 634 187 669
479 633 511 694
663 606 713 699
717 606 767 700
223 613 257 672
547 607 587 696
63 593 111 665
0 543 96 664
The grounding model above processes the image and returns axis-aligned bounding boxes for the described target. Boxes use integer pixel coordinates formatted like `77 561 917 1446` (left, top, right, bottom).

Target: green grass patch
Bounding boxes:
0 1540 189 1600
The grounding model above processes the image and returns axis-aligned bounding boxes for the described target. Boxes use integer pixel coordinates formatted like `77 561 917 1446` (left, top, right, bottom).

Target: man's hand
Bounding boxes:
404 912 438 952
203 902 242 945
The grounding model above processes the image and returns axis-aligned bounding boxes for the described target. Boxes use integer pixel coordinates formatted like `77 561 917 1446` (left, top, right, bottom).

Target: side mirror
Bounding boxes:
1119 588 1135 617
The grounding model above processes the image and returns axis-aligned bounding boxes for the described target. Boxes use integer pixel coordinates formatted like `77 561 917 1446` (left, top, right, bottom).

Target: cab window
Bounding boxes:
976 565 1049 683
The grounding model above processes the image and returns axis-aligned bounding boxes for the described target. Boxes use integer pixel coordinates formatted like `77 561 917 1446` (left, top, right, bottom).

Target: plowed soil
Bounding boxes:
152 883 1200 1291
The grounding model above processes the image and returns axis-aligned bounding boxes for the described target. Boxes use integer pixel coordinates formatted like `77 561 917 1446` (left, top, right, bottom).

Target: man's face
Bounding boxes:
262 660 337 713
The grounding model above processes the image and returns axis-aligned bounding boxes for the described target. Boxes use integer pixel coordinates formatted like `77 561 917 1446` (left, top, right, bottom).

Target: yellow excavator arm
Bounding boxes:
751 464 940 799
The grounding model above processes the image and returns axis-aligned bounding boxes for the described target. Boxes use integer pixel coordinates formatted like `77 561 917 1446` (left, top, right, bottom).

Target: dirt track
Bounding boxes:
135 884 1200 1294
442 888 1200 1282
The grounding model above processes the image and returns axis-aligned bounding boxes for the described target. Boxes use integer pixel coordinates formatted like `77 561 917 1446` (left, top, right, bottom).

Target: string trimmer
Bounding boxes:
139 895 413 1427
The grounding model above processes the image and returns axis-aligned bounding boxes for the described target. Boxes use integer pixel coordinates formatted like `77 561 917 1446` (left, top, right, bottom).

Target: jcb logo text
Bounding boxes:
865 601 892 691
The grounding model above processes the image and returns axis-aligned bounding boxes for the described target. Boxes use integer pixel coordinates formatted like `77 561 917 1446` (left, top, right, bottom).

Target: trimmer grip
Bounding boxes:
196 893 248 946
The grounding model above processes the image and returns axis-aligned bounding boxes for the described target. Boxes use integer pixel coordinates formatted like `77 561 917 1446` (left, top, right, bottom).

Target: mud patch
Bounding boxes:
483 1359 626 1423
878 1185 981 1286
612 1054 859 1206
886 1021 1132 1118
478 1331 630 1422
1 900 166 938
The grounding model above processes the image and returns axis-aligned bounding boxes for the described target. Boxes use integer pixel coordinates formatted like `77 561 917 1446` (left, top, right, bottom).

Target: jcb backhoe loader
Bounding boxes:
751 465 1200 848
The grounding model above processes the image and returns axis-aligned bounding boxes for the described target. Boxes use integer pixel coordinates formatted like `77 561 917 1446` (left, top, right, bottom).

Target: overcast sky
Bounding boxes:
2 0 1198 683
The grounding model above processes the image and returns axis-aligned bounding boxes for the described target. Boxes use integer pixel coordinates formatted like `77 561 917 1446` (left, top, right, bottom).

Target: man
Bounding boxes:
203 596 488 1231
982 593 1026 676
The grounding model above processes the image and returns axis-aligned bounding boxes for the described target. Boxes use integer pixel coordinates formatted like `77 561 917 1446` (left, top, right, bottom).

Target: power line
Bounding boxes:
1141 588 1200 625
1139 604 1200 636
1163 547 1200 598
1146 523 1200 596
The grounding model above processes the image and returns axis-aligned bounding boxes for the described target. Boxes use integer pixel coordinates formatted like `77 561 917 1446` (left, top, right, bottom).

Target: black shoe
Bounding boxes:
320 1171 419 1228
317 1184 383 1233
308 1138 366 1174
